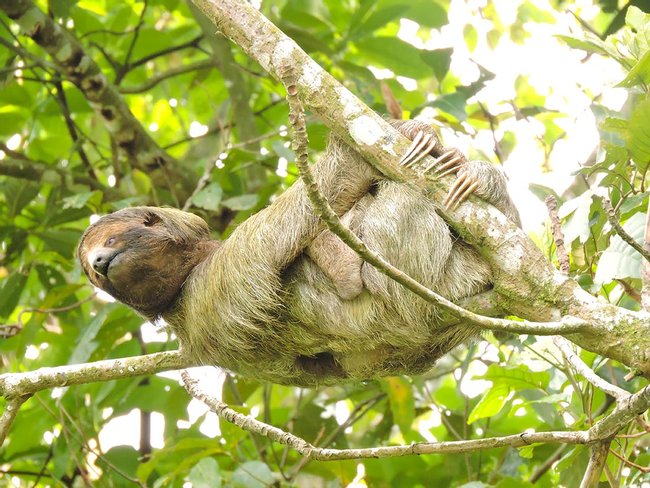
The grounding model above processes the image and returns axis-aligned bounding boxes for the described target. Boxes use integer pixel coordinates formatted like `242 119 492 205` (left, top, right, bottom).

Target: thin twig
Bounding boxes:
608 446 650 473
128 35 204 71
602 197 650 262
1 292 97 337
181 370 590 461
545 195 570 274
116 0 149 84
478 102 503 163
52 81 98 180
554 337 629 401
119 59 216 94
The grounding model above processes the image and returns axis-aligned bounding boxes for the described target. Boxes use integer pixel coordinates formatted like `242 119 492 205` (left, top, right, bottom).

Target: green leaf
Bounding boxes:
618 50 650 87
468 383 511 424
350 6 407 39
222 194 258 211
481 364 550 390
354 37 433 79
231 461 274 488
517 444 538 459
429 74 492 121
129 169 152 195
517 1 555 24
398 0 447 28
528 183 560 203
191 183 223 211
627 98 650 170
187 458 222 488
557 35 610 57
36 229 82 257
0 272 28 319
382 376 415 434
103 446 139 478
62 191 103 210
464 24 478 52
68 307 109 365
420 48 452 83
625 5 650 33
4 180 39 219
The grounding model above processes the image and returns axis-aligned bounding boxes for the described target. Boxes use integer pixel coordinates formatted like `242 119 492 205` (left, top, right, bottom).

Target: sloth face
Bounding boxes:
78 207 212 319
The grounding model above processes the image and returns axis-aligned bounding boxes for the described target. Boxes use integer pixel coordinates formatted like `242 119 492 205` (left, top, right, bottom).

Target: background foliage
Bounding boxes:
1 0 649 486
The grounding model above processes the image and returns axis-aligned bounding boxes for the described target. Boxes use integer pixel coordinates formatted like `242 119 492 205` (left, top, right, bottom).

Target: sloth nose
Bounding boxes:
91 249 115 276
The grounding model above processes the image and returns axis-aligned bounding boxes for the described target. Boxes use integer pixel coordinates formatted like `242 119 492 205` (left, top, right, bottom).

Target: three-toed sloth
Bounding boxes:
78 120 519 387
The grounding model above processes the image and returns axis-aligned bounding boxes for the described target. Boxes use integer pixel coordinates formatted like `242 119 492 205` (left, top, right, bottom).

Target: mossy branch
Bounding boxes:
192 0 650 376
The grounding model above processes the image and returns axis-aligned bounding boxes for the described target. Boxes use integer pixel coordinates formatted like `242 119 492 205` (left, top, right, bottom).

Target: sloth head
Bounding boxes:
78 207 215 319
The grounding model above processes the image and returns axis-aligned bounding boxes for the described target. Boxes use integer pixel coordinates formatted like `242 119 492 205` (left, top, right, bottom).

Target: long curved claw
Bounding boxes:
422 150 464 175
399 130 424 167
444 173 479 210
399 130 436 168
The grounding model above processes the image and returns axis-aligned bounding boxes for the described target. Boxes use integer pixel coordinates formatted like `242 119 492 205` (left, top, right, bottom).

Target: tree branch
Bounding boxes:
119 59 216 94
580 441 611 488
0 157 121 199
554 337 630 401
182 370 590 461
602 197 650 262
0 396 28 446
280 61 589 337
192 0 650 376
179 368 650 462
545 195 570 274
0 351 190 399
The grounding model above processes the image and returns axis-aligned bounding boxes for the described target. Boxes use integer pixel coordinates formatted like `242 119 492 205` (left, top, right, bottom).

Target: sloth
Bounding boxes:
78 120 519 387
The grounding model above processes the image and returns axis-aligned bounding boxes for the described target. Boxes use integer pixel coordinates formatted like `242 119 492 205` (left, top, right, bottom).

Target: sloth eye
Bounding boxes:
105 237 116 246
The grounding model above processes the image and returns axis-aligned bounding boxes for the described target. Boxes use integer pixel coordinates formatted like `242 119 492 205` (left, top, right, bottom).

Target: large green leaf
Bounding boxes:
0 272 28 319
481 364 550 390
231 461 275 488
354 37 434 79
187 458 222 488
627 98 650 169
468 384 511 424
382 376 415 434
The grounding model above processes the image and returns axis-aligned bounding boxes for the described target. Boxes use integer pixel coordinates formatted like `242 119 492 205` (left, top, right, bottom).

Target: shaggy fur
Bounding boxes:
78 120 519 387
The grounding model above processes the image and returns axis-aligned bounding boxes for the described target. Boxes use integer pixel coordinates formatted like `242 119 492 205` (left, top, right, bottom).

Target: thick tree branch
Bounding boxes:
192 0 650 377
588 384 650 439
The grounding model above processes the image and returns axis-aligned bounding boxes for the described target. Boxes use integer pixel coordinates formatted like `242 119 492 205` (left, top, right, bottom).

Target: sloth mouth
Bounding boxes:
92 250 122 278
104 252 126 279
